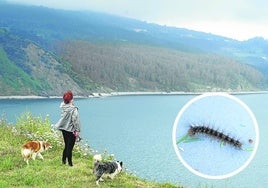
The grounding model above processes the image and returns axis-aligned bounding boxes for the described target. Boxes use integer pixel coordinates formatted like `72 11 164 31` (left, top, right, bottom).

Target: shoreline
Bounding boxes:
0 91 268 99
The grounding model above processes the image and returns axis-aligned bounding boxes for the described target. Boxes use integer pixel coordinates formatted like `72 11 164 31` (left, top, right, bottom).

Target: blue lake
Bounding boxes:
1 94 268 187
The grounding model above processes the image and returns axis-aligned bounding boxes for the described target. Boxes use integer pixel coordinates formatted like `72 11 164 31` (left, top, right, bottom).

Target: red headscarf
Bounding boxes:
63 91 73 104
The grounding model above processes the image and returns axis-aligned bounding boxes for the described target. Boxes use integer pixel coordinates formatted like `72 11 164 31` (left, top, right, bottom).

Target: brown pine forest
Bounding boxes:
58 40 264 92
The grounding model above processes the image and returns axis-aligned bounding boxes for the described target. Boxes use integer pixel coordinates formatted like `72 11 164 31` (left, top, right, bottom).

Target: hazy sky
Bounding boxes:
6 0 268 41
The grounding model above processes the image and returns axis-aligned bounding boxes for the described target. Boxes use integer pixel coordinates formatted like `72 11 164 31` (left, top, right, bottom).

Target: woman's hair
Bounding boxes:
63 90 73 104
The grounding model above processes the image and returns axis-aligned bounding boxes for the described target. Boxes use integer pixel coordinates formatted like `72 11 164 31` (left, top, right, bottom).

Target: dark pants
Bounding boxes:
61 130 76 166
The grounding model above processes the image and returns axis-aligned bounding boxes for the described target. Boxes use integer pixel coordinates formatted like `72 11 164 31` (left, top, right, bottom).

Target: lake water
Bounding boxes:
1 94 268 188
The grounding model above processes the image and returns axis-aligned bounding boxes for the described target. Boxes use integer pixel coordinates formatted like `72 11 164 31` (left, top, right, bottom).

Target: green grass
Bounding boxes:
0 46 42 95
0 112 182 188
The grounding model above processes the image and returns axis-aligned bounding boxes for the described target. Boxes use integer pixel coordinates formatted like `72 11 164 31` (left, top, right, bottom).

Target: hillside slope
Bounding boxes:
1 2 268 66
0 113 180 187
0 3 268 95
58 40 265 92
0 28 88 96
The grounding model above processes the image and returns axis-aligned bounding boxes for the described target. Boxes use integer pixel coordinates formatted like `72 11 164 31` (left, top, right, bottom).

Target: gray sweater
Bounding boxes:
54 102 81 132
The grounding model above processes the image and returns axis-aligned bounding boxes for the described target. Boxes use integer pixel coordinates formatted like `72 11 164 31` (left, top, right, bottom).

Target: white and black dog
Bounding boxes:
93 154 123 186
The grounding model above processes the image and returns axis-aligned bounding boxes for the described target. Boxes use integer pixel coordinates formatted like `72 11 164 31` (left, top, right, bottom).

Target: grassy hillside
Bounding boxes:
0 45 42 95
0 113 181 188
0 28 89 96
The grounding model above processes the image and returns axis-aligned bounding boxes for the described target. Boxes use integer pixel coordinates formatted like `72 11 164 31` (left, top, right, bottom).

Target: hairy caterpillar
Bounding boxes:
188 125 242 150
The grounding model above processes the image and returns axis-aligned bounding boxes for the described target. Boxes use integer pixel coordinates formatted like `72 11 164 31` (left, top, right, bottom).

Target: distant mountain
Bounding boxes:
2 3 268 58
0 2 267 95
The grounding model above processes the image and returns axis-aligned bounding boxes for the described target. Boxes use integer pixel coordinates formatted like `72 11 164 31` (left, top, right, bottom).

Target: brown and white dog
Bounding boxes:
21 141 52 165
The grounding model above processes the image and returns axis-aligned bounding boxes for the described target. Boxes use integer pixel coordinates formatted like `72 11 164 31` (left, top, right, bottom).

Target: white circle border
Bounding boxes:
172 92 259 179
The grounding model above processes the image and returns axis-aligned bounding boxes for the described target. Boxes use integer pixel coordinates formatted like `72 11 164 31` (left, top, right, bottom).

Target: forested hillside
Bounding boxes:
58 41 264 92
0 2 268 95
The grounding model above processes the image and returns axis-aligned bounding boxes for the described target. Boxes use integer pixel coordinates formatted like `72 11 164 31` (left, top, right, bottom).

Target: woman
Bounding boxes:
54 90 81 166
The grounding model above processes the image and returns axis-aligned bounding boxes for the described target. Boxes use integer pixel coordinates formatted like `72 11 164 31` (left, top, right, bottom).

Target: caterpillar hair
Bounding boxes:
188 125 242 149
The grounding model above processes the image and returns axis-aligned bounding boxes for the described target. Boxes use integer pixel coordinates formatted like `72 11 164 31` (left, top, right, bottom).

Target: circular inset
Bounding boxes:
172 93 259 179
